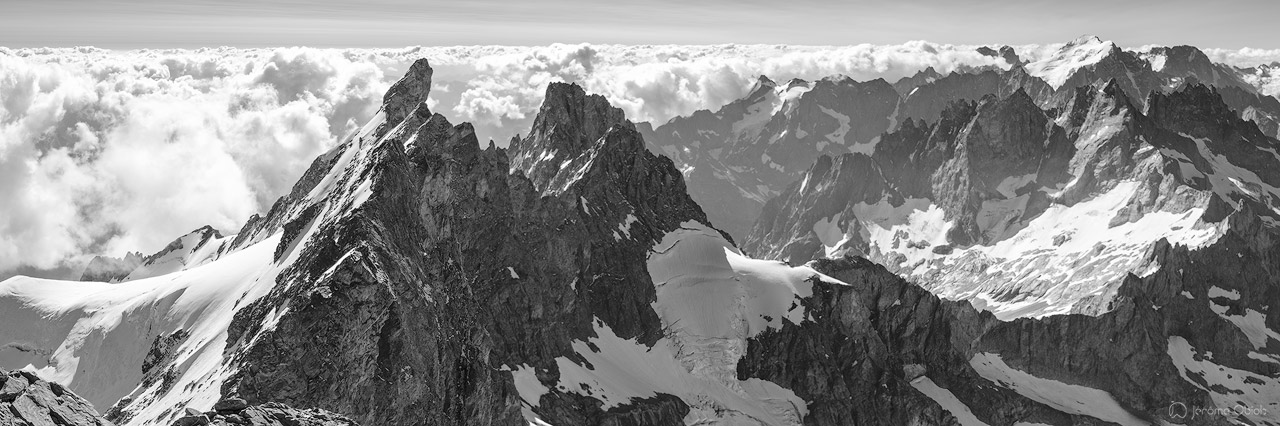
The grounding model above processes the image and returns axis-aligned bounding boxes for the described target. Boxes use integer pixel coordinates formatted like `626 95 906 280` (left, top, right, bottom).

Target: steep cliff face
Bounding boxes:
219 75 721 425
929 88 1074 246
641 76 901 240
746 87 1075 263
743 154 894 266
740 224 1280 425
636 36 1280 251
743 80 1280 321
1140 45 1255 92
507 82 634 193
897 67 1053 124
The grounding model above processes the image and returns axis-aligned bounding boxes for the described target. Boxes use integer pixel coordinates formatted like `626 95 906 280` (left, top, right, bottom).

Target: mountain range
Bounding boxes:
2 36 1279 426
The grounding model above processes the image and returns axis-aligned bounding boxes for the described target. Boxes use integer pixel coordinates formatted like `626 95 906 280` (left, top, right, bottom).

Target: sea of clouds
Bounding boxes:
2 41 1278 279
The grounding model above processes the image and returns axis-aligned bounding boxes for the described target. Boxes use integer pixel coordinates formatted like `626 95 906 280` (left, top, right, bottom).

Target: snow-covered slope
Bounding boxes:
510 220 843 424
746 80 1280 319
1025 36 1120 89
0 233 284 419
0 86 396 425
0 60 425 425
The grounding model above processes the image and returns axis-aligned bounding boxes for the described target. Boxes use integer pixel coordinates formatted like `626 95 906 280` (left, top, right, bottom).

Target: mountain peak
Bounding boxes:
509 82 634 191
381 58 433 126
785 78 810 89
999 86 1038 110
1068 34 1106 46
1026 35 1120 88
745 75 779 99
1101 77 1126 97
978 45 1022 65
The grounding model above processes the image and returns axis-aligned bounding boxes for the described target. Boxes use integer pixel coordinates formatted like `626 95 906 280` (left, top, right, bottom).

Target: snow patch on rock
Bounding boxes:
910 376 990 426
1167 336 1280 425
969 352 1145 426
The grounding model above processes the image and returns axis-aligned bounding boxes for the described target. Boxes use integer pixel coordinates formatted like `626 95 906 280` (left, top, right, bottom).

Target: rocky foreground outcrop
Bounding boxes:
1 369 112 426
170 397 357 426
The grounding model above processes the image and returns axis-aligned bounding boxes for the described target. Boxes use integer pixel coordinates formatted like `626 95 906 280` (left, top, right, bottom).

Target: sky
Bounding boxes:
2 0 1278 49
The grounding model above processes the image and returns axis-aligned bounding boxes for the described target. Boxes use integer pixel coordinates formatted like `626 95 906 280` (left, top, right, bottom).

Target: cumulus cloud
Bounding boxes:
1201 48 1280 68
0 47 388 277
3 41 1278 279
405 42 1015 139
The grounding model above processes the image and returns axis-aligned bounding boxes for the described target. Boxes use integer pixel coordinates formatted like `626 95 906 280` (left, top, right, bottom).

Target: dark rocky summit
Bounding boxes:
214 64 709 425
507 82 634 193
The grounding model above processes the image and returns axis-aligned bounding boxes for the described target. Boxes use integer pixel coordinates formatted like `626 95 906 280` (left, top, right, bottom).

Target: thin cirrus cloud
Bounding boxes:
3 40 1280 281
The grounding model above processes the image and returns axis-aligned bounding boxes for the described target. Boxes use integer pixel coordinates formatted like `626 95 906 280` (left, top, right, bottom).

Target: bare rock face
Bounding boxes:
892 66 943 95
977 45 1022 66
742 79 1280 324
1145 45 1255 91
743 153 893 265
647 39 1279 251
1215 84 1280 139
380 58 433 126
739 214 1280 425
897 67 1053 124
746 88 1076 263
507 82 633 193
1 369 113 426
1147 84 1280 194
170 398 359 426
79 252 142 282
1051 79 1148 205
930 88 1073 246
216 62 709 425
641 75 900 240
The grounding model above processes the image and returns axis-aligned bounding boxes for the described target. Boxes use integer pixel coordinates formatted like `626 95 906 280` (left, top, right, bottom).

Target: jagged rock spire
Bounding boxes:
381 58 434 126
508 82 633 191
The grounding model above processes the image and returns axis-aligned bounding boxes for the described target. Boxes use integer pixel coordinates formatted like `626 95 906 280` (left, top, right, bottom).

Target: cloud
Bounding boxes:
368 42 1015 142
1201 47 1280 68
3 41 1278 279
0 47 388 277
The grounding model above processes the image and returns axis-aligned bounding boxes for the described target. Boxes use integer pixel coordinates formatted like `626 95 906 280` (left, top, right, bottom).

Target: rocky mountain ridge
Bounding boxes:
1 48 1278 426
744 78 1280 321
644 36 1280 243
